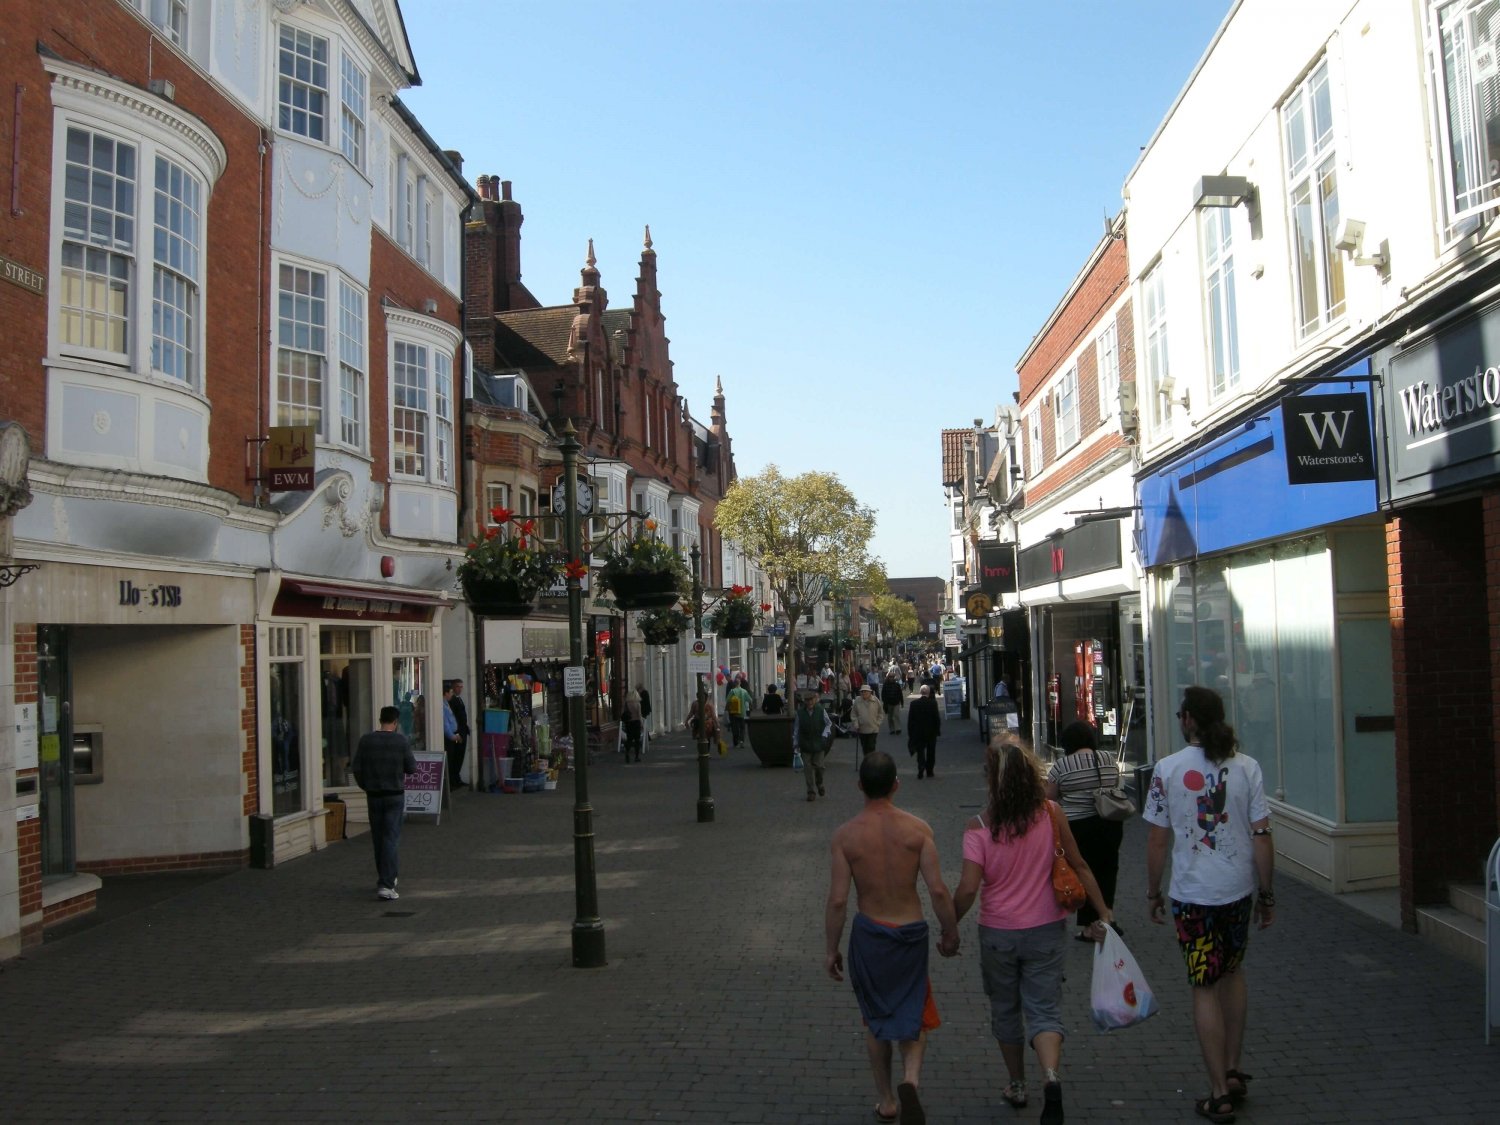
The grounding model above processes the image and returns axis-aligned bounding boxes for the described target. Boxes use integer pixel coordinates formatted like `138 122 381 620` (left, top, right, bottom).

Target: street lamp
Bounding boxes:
559 420 606 968
688 542 715 823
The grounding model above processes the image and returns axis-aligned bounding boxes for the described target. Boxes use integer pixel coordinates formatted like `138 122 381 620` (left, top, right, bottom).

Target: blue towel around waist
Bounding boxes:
847 912 930 1041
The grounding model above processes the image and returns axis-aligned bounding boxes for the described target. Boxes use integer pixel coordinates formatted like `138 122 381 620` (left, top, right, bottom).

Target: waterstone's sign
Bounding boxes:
1280 392 1375 484
1377 300 1500 504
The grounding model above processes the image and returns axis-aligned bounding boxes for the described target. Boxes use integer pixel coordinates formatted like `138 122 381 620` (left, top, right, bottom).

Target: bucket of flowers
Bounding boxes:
595 518 690 610
637 605 691 647
457 507 566 617
707 585 766 639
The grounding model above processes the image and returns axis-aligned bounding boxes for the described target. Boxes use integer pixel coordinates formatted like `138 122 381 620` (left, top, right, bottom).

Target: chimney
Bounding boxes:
442 149 464 175
497 178 523 306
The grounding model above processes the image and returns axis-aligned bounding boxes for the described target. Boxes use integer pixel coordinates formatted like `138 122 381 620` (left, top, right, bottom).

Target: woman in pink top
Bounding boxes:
954 736 1111 1124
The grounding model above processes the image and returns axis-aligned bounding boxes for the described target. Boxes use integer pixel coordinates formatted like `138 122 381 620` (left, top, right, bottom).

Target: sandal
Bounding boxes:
1002 1079 1027 1108
874 1107 898 1124
1225 1069 1252 1103
1194 1093 1235 1123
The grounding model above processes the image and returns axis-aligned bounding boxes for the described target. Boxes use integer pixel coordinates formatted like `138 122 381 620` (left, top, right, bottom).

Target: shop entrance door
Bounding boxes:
320 628 373 788
37 625 75 879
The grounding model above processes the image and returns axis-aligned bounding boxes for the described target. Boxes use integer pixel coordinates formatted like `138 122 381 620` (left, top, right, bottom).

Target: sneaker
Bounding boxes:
377 886 399 900
817 786 826 796
806 793 817 802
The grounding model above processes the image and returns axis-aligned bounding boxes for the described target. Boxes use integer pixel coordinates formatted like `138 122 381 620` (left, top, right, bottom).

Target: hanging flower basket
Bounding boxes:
456 507 567 619
596 519 690 611
707 586 764 639
638 606 690 647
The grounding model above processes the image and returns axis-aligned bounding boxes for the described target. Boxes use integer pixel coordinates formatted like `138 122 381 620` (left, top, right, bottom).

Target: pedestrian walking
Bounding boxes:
725 679 754 748
760 683 786 714
825 751 961 1125
953 735 1111 1123
685 695 721 751
793 690 832 801
1045 720 1126 942
621 687 645 763
350 705 417 901
851 683 884 756
881 674 905 734
906 685 942 779
1145 685 1275 1125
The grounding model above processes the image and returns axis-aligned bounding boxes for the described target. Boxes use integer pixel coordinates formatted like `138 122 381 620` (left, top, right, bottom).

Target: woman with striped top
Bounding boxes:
1044 721 1125 942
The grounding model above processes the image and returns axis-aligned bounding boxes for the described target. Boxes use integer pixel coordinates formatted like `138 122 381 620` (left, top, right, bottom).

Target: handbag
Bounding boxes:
1048 802 1088 910
1092 752 1137 822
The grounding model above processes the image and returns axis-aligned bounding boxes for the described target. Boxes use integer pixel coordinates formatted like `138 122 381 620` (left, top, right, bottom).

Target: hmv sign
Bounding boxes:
976 542 1017 595
1280 393 1376 484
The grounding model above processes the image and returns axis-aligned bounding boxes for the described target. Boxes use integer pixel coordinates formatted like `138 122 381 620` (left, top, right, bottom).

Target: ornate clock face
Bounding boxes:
553 476 595 515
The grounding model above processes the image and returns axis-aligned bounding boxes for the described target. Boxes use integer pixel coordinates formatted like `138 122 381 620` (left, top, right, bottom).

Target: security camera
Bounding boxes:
1334 218 1366 254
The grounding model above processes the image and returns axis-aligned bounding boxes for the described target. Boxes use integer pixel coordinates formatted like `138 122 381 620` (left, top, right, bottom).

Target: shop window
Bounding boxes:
267 625 306 817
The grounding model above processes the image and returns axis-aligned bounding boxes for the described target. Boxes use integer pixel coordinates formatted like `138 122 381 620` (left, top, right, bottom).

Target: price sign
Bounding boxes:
564 665 586 697
404 750 446 821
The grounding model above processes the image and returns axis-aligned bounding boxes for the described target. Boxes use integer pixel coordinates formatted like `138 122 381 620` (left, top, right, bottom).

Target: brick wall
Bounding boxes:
1388 498 1497 929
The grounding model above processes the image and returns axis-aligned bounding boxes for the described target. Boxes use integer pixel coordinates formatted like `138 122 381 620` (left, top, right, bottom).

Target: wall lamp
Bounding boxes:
1192 174 1256 210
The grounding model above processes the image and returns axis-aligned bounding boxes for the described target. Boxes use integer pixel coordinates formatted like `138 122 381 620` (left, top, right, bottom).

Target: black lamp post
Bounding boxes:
688 543 715 823
560 420 606 967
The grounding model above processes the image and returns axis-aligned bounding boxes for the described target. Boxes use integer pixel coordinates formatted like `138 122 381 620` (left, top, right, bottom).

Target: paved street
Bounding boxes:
1 711 1492 1123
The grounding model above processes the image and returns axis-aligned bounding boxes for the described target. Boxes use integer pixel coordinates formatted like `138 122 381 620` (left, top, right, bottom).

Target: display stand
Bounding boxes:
478 663 563 792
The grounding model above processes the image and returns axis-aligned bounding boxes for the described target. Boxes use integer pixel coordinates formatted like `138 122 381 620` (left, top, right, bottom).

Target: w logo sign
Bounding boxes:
1280 393 1374 484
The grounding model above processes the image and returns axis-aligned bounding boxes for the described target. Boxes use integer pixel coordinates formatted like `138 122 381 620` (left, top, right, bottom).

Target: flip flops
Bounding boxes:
896 1082 926 1125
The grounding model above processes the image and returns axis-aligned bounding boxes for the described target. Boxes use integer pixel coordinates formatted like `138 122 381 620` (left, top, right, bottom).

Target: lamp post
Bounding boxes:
688 543 716 823
560 421 606 967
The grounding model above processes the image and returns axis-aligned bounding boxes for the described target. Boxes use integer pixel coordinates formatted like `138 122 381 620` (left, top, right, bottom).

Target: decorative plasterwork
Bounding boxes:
43 56 227 183
384 306 462 349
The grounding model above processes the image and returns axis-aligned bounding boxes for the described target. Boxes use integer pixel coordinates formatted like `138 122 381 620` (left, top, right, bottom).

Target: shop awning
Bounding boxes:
282 578 450 607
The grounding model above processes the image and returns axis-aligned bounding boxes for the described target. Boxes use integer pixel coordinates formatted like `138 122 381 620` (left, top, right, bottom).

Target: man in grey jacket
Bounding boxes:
352 705 417 900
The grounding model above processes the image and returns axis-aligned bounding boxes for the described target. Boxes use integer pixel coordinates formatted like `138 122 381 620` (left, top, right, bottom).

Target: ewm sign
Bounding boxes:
1280 393 1375 484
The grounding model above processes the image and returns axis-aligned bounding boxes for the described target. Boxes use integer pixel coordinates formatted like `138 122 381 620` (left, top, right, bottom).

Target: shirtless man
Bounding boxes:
825 751 960 1125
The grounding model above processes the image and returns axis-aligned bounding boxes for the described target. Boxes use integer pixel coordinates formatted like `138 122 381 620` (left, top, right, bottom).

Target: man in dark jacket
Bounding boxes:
794 692 833 802
905 685 942 780
352 705 417 900
880 675 905 734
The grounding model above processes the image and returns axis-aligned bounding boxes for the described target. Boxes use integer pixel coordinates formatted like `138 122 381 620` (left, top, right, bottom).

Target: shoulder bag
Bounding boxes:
1093 751 1138 822
1048 802 1088 910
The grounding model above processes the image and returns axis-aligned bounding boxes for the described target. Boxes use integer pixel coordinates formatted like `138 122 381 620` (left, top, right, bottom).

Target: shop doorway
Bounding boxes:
320 627 374 788
37 625 75 879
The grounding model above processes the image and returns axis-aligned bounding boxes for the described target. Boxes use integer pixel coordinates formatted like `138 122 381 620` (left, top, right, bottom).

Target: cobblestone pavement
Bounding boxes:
1 714 1492 1122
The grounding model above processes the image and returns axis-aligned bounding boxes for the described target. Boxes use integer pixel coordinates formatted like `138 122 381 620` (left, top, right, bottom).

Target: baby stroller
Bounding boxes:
829 694 856 739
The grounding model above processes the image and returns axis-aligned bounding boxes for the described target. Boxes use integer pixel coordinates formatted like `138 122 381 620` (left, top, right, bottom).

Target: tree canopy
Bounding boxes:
713 465 876 691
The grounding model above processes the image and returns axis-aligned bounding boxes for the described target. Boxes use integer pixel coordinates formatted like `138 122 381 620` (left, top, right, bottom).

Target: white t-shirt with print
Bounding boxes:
1143 744 1270 906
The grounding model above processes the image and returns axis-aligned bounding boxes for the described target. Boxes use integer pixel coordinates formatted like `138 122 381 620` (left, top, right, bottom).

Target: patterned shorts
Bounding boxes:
1171 894 1253 986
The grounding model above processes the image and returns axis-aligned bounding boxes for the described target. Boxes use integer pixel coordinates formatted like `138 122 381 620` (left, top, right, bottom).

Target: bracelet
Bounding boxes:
1251 827 1272 837
1256 890 1275 906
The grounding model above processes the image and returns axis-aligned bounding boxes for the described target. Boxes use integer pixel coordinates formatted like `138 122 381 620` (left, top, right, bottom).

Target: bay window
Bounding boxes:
389 336 456 486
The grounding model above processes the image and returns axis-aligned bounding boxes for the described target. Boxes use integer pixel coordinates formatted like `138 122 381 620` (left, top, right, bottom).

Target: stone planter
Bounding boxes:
746 714 795 768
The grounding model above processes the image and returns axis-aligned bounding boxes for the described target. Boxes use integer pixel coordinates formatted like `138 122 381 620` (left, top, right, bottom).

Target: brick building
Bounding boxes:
0 0 470 953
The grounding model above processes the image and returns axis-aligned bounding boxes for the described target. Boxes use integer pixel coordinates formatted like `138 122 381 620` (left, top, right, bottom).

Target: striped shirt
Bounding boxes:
1046 750 1123 821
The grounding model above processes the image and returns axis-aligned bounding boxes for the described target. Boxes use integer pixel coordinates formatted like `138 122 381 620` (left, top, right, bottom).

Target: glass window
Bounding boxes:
1142 262 1170 428
1028 410 1042 476
1434 1 1500 225
1282 59 1345 337
278 25 329 142
320 628 372 789
1096 320 1119 420
151 155 202 383
275 263 327 432
1200 206 1240 398
485 482 512 523
392 341 428 477
131 0 187 45
59 127 135 359
339 55 366 170
336 279 365 448
1055 367 1079 449
1271 537 1336 820
267 625 306 817
435 350 453 485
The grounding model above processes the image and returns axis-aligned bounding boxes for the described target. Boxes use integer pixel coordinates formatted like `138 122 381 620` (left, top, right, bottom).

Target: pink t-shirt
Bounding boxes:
962 800 1069 931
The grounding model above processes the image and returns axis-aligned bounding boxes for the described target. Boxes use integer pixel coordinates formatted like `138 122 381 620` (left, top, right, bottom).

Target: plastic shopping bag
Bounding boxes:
793 749 804 771
1090 924 1159 1032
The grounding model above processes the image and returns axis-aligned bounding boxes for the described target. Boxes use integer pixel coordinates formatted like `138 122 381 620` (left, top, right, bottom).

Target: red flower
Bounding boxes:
564 559 589 579
516 536 528 550
484 526 500 540
760 603 773 613
490 505 513 524
519 519 536 536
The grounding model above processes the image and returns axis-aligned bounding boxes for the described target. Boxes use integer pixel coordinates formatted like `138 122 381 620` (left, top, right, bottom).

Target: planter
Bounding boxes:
641 630 682 647
746 714 795 768
717 620 755 639
605 571 682 610
462 577 538 617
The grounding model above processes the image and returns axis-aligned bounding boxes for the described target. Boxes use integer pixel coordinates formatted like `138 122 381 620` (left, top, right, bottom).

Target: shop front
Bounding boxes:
1373 298 1500 924
258 574 447 863
1017 517 1142 761
1139 368 1392 893
10 561 257 941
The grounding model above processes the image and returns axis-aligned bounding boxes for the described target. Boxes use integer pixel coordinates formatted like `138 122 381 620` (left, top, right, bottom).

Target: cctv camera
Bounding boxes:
1334 218 1366 254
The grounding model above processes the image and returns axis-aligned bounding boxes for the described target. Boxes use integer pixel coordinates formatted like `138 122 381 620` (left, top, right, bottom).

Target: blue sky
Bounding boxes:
399 0 1233 579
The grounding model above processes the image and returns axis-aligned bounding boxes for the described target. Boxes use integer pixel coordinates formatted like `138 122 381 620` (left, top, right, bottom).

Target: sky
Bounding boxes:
398 0 1234 579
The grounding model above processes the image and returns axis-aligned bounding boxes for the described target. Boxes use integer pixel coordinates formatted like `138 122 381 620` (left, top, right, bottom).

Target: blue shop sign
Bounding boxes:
1138 363 1378 568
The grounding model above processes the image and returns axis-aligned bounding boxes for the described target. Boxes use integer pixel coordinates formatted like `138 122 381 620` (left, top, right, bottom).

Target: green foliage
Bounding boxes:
456 512 562 594
874 591 920 640
595 519 692 594
706 586 763 634
637 606 691 645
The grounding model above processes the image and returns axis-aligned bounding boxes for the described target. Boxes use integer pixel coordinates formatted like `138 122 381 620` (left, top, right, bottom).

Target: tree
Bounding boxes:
713 465 876 697
873 591 920 647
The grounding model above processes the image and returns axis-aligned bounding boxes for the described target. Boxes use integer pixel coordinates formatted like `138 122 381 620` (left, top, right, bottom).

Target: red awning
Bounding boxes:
280 579 449 608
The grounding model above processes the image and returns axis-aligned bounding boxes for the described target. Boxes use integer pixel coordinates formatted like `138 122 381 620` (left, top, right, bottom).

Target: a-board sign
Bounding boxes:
405 750 446 820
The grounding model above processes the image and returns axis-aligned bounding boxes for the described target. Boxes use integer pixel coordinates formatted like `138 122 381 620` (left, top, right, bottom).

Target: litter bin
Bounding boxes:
249 813 275 869
323 794 346 841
